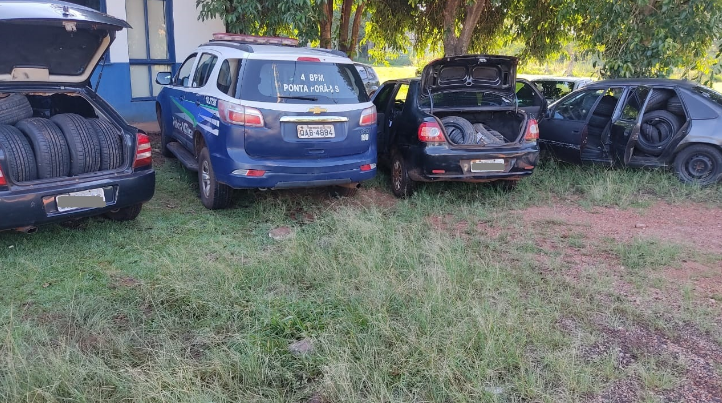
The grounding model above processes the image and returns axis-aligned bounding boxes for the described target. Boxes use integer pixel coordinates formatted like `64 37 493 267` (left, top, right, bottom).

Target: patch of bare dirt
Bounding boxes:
664 261 722 302
519 202 722 254
108 274 142 289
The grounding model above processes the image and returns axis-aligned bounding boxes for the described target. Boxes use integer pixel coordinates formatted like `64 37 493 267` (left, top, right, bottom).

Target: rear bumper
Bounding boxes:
0 169 155 231
408 143 539 182
212 147 377 189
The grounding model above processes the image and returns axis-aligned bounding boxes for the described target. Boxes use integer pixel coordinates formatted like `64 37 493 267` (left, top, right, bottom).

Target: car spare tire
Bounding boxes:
0 124 38 182
441 116 475 144
50 113 101 175
0 94 33 125
88 118 123 170
15 118 70 179
644 89 675 112
667 96 685 116
637 110 681 156
471 123 506 145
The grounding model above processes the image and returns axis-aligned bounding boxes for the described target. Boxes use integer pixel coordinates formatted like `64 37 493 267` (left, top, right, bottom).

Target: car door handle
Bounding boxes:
195 100 200 106
179 95 185 101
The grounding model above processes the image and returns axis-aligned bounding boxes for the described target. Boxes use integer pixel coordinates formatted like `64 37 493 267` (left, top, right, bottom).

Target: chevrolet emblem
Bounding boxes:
308 107 327 114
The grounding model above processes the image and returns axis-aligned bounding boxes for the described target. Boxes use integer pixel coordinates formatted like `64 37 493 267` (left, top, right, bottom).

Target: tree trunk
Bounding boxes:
349 2 366 58
442 0 486 56
319 0 333 49
338 0 354 53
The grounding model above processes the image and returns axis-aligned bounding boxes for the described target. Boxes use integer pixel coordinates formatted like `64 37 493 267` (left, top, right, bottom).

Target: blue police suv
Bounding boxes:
155 34 378 209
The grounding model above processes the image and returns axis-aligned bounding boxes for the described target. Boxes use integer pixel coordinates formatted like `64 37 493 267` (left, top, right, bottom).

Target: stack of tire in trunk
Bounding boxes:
0 94 123 184
637 90 684 156
440 116 507 146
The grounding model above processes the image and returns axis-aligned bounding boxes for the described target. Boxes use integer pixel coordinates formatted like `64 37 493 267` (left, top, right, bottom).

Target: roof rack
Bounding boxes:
211 33 299 47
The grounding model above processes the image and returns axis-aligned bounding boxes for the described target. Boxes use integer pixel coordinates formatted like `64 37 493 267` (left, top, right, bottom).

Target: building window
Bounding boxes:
126 0 174 100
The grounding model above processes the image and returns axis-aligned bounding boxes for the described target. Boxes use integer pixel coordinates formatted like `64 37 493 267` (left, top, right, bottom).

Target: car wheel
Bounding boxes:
157 106 175 158
50 113 101 175
441 116 475 145
491 180 518 191
637 110 681 156
104 204 143 221
15 118 70 179
198 147 233 209
88 118 123 170
667 96 685 116
390 150 414 198
674 144 722 186
0 124 38 182
0 94 33 125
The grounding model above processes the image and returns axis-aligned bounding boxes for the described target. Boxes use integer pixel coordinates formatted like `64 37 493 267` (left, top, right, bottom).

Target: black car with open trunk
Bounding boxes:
0 1 155 233
372 55 545 197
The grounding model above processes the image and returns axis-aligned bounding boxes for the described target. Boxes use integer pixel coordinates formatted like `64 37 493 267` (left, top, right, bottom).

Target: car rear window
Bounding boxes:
419 90 514 108
692 86 722 107
240 60 368 104
533 80 574 100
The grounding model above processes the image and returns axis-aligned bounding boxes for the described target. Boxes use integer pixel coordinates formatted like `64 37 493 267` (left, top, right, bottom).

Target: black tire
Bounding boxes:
644 89 675 112
636 110 681 156
390 150 415 198
87 118 123 170
667 96 685 116
491 180 518 191
15 118 70 179
593 95 617 117
0 124 38 182
471 123 505 145
50 113 101 175
198 147 233 209
104 204 143 221
441 116 474 145
588 114 609 129
674 145 722 186
157 106 174 158
0 94 33 125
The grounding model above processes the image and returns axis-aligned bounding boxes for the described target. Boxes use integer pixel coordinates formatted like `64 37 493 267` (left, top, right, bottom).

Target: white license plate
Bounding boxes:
470 159 505 172
56 188 106 212
297 124 335 139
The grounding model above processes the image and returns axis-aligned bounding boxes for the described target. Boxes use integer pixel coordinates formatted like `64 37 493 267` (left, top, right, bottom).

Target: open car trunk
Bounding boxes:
0 91 128 184
432 109 527 146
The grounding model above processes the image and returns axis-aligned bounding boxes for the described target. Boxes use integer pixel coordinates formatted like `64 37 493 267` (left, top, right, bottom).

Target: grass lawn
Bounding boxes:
1 143 722 401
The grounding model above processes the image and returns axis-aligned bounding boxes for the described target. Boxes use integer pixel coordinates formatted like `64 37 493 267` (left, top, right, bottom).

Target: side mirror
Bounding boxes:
155 72 172 86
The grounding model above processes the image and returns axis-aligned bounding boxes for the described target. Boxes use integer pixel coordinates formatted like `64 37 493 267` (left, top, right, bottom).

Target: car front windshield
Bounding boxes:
419 90 514 109
240 59 368 104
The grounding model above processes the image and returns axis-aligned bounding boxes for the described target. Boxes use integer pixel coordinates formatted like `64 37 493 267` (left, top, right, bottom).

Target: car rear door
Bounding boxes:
538 88 604 162
372 83 396 156
610 86 651 164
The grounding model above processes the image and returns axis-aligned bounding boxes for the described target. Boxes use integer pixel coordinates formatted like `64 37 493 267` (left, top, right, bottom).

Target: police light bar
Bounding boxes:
212 33 299 46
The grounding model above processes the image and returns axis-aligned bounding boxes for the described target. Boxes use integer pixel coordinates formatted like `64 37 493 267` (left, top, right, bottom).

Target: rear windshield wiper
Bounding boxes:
277 95 319 101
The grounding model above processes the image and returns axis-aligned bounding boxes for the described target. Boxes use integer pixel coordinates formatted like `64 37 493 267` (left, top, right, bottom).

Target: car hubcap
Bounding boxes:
393 160 402 191
686 153 714 179
201 161 211 196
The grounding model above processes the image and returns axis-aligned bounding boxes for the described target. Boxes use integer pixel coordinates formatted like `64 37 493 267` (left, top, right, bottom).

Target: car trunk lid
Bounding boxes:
0 1 129 85
420 55 518 98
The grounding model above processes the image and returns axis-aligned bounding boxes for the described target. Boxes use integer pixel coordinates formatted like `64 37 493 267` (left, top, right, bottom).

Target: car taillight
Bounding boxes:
133 133 152 169
525 119 539 142
218 100 264 127
0 164 7 186
418 121 446 144
297 57 320 62
359 106 376 126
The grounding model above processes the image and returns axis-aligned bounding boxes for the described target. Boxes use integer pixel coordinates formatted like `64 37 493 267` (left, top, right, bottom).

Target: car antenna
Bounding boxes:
94 53 107 93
